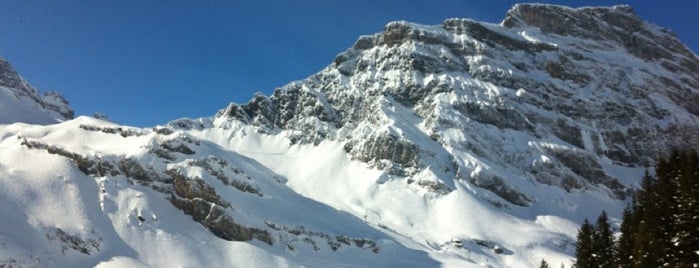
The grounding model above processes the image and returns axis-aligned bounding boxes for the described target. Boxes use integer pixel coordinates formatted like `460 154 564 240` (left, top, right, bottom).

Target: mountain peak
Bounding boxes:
226 3 699 205
503 3 641 32
502 3 645 45
502 3 699 63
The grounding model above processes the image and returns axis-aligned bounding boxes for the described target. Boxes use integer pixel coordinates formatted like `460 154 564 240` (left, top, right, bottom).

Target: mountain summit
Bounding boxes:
1 4 698 267
216 3 698 203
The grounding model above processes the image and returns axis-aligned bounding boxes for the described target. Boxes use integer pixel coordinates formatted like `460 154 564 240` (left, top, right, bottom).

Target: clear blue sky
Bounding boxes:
1 0 697 127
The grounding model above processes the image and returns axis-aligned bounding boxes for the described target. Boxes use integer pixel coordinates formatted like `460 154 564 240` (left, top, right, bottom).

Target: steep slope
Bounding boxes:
0 57 73 125
1 4 698 268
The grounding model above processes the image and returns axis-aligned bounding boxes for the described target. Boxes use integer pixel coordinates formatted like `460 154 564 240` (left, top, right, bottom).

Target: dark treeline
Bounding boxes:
573 150 698 268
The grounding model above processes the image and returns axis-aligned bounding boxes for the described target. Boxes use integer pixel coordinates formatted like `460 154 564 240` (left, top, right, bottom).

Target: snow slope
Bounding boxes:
0 117 588 267
0 117 438 267
2 4 699 268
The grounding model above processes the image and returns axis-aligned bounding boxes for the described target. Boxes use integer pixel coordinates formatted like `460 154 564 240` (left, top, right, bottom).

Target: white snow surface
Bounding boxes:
0 118 439 267
0 85 66 125
0 115 626 267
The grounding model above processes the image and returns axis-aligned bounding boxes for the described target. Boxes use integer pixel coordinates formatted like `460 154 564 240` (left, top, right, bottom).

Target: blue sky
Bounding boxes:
1 0 698 127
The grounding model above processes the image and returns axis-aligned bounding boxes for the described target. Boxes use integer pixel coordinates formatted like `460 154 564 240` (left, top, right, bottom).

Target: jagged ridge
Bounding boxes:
215 4 699 205
0 57 74 124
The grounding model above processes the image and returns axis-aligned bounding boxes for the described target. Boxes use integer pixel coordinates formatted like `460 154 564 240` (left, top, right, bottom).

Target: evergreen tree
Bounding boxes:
654 154 679 265
575 219 595 268
632 170 662 268
669 150 699 266
574 150 699 268
614 205 635 268
592 211 614 268
539 259 551 268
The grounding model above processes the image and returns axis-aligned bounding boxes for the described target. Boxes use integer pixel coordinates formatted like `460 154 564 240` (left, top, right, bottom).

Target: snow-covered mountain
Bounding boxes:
0 57 73 125
1 4 698 267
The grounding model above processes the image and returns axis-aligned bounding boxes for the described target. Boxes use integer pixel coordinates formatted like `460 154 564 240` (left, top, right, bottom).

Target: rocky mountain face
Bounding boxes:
216 4 698 204
1 4 698 268
0 57 74 124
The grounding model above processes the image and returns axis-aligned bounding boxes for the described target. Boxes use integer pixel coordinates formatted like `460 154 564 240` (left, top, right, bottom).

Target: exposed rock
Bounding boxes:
466 173 532 207
79 124 144 137
471 239 512 255
443 19 556 53
0 57 74 121
347 133 420 174
170 170 229 208
187 156 263 196
169 195 251 241
0 57 25 90
502 4 699 64
160 139 196 155
45 227 101 255
153 126 175 135
547 148 625 198
452 101 533 132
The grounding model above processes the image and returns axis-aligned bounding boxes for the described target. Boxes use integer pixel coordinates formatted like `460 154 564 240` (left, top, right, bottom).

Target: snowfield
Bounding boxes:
0 118 439 267
0 116 629 267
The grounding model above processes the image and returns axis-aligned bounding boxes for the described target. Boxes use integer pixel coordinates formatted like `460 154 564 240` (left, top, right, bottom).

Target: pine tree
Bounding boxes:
632 170 662 268
575 150 699 268
539 259 551 268
669 150 699 266
653 152 683 266
575 219 595 268
592 211 614 268
614 205 635 268
626 150 698 267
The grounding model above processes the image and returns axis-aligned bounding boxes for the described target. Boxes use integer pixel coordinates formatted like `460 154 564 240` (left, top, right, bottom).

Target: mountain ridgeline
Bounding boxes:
1 4 698 268
0 57 74 124
214 4 699 204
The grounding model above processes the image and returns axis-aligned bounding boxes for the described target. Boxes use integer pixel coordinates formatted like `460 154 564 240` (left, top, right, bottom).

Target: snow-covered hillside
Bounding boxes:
0 57 73 125
1 4 698 268
0 117 437 267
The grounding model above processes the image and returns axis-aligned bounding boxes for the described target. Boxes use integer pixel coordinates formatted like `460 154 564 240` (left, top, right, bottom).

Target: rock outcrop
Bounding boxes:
0 57 74 124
